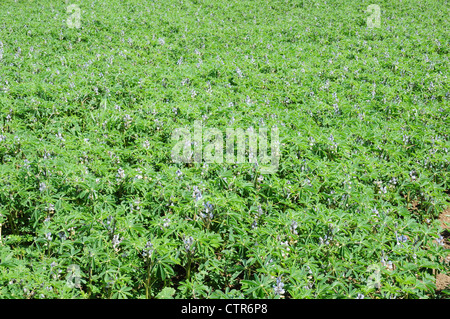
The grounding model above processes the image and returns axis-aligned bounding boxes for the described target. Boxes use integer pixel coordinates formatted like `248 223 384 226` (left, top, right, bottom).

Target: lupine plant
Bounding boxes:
0 0 449 299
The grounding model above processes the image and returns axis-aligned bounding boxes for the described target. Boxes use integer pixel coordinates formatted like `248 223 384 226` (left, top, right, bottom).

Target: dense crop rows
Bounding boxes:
0 0 449 299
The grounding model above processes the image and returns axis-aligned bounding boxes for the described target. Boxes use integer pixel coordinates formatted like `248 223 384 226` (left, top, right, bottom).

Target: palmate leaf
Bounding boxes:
129 223 146 235
156 287 176 299
154 257 176 281
240 274 271 297
0 252 17 268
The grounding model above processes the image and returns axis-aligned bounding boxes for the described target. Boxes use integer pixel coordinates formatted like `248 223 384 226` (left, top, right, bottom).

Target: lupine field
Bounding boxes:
0 0 449 299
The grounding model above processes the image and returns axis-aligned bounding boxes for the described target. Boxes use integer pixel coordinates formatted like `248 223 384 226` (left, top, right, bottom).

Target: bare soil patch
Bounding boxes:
436 208 450 293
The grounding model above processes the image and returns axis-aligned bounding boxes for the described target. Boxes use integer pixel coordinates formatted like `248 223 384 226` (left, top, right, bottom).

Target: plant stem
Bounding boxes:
87 258 93 298
145 260 153 299
187 256 191 280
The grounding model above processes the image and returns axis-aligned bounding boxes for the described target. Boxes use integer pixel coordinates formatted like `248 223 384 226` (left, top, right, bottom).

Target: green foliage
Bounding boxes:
0 0 448 299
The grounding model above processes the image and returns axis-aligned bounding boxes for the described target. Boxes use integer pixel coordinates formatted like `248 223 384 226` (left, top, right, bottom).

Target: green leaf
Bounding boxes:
156 287 176 299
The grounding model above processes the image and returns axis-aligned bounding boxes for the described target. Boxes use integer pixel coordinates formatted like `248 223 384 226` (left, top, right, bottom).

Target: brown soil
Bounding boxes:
436 207 450 292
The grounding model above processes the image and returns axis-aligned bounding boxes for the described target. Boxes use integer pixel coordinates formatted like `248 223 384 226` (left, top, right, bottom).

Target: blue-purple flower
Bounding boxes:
273 277 285 296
